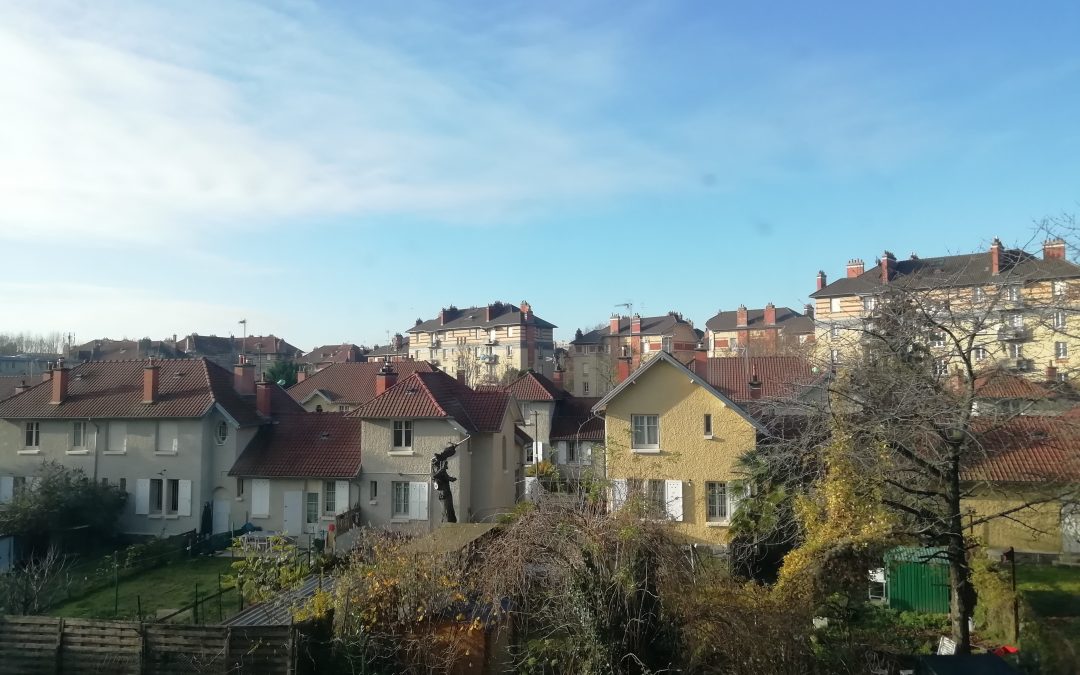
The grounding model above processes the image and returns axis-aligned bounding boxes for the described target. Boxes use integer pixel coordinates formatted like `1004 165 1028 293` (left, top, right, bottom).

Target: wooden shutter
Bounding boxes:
610 479 627 511
335 481 349 515
665 480 683 522
135 479 150 515
252 479 270 517
178 480 192 517
0 477 13 504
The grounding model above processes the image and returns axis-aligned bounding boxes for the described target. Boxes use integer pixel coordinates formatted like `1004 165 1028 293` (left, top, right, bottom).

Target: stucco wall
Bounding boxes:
603 360 757 545
963 484 1065 554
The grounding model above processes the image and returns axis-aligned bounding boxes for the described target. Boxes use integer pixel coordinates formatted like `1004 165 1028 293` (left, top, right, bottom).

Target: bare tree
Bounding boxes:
1 547 70 615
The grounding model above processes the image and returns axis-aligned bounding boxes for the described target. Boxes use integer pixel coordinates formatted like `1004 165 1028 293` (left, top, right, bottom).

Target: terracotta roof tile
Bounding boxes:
0 359 266 424
695 356 817 401
409 304 555 333
230 413 362 478
972 370 1059 400
349 371 510 433
504 370 565 402
287 361 435 406
965 416 1080 482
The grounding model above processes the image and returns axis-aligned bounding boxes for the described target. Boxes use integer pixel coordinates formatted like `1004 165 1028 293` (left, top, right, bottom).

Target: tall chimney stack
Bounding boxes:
375 362 398 396
816 270 827 291
846 258 865 278
51 361 69 405
990 238 1003 275
142 362 160 404
610 314 621 335
1043 238 1066 261
764 303 777 326
256 378 273 417
551 368 564 390
736 305 748 328
880 251 897 284
233 358 256 396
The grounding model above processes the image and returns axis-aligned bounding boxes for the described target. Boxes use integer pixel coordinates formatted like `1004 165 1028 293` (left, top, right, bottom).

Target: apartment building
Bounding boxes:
296 343 370 374
0 358 301 537
566 312 701 398
67 338 181 363
366 334 410 362
287 361 435 413
704 304 815 357
810 238 1080 377
176 334 301 376
406 301 556 387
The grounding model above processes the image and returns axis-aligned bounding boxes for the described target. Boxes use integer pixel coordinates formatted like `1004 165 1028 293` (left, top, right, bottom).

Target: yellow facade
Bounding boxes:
600 356 758 545
963 484 1066 555
409 323 556 386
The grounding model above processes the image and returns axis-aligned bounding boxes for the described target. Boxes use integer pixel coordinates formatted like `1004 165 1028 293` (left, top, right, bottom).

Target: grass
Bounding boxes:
1016 564 1080 617
49 556 238 621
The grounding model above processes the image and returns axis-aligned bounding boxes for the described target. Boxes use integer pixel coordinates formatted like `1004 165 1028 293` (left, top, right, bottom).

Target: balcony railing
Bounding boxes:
997 326 1032 342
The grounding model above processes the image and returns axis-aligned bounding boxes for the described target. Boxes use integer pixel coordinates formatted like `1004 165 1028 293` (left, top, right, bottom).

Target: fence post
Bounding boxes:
55 617 64 674
113 553 120 617
137 595 142 621
218 574 223 621
193 582 199 624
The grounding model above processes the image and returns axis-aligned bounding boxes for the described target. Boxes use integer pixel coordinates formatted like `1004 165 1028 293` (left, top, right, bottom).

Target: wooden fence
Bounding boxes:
0 616 294 674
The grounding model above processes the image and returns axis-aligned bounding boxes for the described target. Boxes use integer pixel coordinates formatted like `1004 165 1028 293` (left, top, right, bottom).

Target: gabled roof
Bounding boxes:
349 370 512 434
297 344 368 366
572 314 693 344
705 307 814 334
592 351 766 432
972 370 1060 400
550 396 604 441
287 361 435 405
504 370 565 402
409 304 556 333
229 413 363 479
67 338 182 362
811 249 1080 299
964 416 1080 482
178 334 300 357
694 356 818 402
0 359 268 424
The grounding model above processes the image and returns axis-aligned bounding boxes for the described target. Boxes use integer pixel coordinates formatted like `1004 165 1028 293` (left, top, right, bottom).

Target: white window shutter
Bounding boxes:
252 479 270 517
582 442 592 463
178 480 192 517
665 480 683 522
172 437 179 453
610 479 627 511
135 479 150 515
416 482 429 521
557 441 567 464
524 476 539 502
335 481 349 515
0 477 12 504
728 481 746 519
533 440 543 463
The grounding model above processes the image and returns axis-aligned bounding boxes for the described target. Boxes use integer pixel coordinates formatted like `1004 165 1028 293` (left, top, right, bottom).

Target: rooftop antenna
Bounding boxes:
238 319 247 358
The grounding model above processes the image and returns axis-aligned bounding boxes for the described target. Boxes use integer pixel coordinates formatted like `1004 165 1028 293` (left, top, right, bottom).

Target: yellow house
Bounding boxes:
592 351 765 548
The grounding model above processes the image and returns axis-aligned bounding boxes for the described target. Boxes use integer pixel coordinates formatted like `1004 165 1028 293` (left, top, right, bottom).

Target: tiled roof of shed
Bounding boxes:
0 359 271 424
287 361 435 405
229 413 363 478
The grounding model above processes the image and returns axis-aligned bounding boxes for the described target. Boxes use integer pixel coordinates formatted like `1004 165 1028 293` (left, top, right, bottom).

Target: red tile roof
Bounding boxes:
504 370 565 402
0 359 273 424
287 361 435 406
550 397 604 441
297 344 368 367
965 416 1080 482
230 413 363 478
694 356 817 401
349 371 511 433
972 370 1058 400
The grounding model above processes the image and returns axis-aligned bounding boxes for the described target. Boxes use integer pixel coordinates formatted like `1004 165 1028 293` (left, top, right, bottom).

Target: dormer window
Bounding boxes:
215 421 228 445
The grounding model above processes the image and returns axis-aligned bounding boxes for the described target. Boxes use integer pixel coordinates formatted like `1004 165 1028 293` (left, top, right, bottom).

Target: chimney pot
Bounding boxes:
990 238 1003 275
233 362 256 396
1043 238 1066 261
142 363 160 404
763 303 777 326
375 363 398 396
736 305 748 328
256 379 272 417
880 251 897 284
846 258 865 278
816 270 827 291
50 365 70 405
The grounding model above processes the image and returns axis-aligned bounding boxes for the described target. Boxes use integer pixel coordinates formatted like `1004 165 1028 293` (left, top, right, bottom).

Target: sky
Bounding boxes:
3 1 1080 350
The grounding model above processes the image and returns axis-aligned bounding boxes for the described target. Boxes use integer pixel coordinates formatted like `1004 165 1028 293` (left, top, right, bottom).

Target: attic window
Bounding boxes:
320 432 330 440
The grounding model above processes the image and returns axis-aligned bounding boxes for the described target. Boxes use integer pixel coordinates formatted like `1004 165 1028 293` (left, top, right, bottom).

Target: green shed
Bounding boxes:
885 546 951 614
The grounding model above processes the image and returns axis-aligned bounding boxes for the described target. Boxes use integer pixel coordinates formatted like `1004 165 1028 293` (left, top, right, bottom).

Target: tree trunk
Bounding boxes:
946 456 975 654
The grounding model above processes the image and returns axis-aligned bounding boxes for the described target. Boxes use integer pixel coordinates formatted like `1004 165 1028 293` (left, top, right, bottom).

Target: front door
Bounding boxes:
212 500 231 535
1063 504 1080 554
283 490 303 535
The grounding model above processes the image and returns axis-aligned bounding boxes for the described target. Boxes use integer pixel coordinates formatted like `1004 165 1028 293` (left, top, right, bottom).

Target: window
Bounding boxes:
324 481 337 515
167 478 179 514
706 482 728 522
1008 312 1024 328
1055 311 1067 329
631 415 659 450
1007 285 1022 302
930 332 945 348
1056 342 1069 359
703 414 713 438
582 363 590 375
932 359 949 377
392 482 410 517
583 381 590 394
973 346 987 362
972 286 985 302
24 422 39 448
120 478 127 493
647 480 666 516
1054 280 1068 297
862 296 876 312
662 337 673 353
215 421 228 445
830 325 841 340
830 349 841 365
1009 343 1024 359
305 492 319 525
156 421 178 454
392 421 413 448
107 421 127 453
830 298 842 313
315 405 323 413
338 405 349 413
72 422 86 449
150 479 163 515
370 480 378 499
236 478 244 496
565 441 578 464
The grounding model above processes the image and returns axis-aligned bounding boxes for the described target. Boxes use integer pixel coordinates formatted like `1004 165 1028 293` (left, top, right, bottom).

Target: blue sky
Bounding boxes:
3 1 1079 349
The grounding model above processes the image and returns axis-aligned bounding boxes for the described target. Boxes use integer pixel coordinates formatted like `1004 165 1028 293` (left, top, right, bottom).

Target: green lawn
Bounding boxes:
49 556 238 621
1016 564 1080 617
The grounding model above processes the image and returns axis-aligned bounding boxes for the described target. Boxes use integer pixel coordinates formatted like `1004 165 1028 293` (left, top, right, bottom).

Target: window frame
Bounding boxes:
1054 280 1068 298
703 414 713 439
706 481 728 523
1007 285 1022 302
1056 341 1069 359
392 481 410 518
1054 310 1067 329
72 421 87 449
829 297 842 313
392 420 413 449
630 414 660 452
215 421 228 445
23 422 40 449
369 480 378 500
149 478 164 515
323 480 337 516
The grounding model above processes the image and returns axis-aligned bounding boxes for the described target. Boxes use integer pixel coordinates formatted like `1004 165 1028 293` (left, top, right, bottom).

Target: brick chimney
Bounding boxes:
880 251 897 284
804 303 815 319
629 314 642 368
551 368 564 390
142 362 160 404
233 358 256 396
693 342 708 376
764 303 777 326
296 369 307 383
13 381 29 395
736 305 748 328
51 362 69 405
630 314 641 334
616 357 632 384
256 379 273 417
520 300 531 321
610 314 621 335
748 365 762 400
847 258 865 278
816 270 827 291
375 362 397 396
990 238 1003 275
1044 238 1066 261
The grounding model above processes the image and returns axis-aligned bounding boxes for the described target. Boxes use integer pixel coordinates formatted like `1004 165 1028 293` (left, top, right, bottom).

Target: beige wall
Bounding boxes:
963 484 1067 554
409 324 556 386
603 360 757 545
